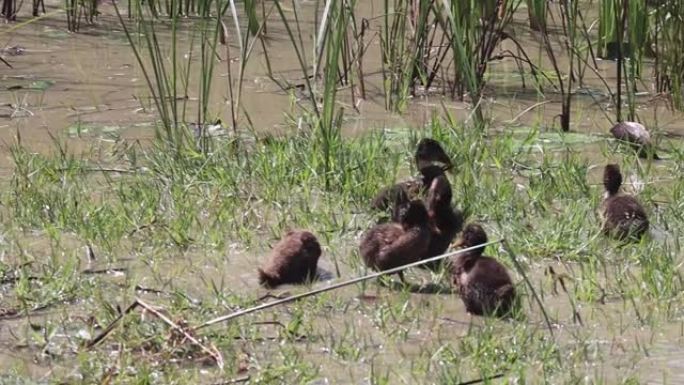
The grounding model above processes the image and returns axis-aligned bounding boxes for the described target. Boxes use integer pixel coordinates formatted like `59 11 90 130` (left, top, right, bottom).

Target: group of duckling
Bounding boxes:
258 122 654 318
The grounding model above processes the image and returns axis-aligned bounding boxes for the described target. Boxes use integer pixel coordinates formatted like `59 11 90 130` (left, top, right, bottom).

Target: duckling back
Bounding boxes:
359 223 407 270
360 200 432 272
451 254 515 317
601 195 649 239
258 230 322 288
370 183 415 214
600 164 649 240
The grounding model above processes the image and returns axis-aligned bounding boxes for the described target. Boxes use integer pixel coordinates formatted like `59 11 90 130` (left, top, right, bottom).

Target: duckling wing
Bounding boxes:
604 195 648 223
371 180 421 211
603 195 649 238
377 227 431 270
468 256 514 289
360 224 404 268
460 256 516 316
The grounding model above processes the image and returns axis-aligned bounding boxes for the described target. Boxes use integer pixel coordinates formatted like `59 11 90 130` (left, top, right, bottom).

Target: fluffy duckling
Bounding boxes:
360 200 433 283
258 230 322 288
421 173 464 271
610 121 659 159
372 138 452 214
600 164 649 240
450 224 516 317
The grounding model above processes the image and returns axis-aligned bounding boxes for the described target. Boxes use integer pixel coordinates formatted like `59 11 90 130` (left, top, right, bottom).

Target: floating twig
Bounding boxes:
86 301 140 348
135 298 224 369
211 376 250 385
128 216 159 237
87 298 224 369
457 373 505 385
81 267 128 276
134 285 169 295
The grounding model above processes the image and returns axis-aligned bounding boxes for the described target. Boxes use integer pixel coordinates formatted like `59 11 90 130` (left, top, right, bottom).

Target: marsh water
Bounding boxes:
2 0 684 383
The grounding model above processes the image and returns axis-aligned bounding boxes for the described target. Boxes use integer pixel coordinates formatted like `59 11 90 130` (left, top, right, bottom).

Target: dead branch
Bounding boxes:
136 298 224 369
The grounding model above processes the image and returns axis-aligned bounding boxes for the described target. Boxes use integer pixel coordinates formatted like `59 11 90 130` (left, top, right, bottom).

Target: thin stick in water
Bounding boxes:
86 301 140 349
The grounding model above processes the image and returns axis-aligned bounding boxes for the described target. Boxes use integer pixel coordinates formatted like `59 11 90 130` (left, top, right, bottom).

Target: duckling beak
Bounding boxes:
417 157 453 173
433 149 453 172
450 238 464 249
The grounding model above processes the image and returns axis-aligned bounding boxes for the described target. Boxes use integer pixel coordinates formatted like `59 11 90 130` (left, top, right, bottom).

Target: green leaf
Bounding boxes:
27 80 55 91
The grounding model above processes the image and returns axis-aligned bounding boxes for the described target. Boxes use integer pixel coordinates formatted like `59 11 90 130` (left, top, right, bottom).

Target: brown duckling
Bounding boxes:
600 164 649 240
383 165 449 222
360 200 433 283
420 173 464 271
450 223 516 317
610 121 659 159
372 138 452 214
258 230 322 288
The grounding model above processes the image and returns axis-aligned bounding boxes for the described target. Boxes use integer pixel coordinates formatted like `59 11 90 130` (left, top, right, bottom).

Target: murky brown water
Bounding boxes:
3 0 683 155
2 0 684 383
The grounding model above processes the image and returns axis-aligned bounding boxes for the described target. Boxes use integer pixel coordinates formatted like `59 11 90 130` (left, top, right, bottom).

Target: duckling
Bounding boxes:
450 223 516 317
258 230 322 288
600 164 649 240
610 121 659 159
360 200 433 283
372 138 452 215
420 173 464 271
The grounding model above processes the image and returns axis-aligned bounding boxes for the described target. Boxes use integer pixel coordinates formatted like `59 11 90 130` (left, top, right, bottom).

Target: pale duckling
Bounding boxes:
610 121 659 159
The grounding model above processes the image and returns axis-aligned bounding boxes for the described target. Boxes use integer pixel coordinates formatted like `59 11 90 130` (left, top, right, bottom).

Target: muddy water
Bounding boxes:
2 233 681 384
2 0 683 165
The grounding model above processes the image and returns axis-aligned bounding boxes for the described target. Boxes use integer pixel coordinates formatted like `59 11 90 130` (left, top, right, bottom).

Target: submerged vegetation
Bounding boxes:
1 0 684 383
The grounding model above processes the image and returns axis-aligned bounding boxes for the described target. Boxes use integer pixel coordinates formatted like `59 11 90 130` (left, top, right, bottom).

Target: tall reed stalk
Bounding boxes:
596 0 650 120
534 0 586 131
267 0 353 189
440 0 520 128
114 0 224 155
654 0 684 109
220 0 271 141
2 0 16 21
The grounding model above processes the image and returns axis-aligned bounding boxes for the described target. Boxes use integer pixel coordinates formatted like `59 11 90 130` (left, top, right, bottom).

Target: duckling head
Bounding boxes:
453 223 488 255
415 138 452 171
